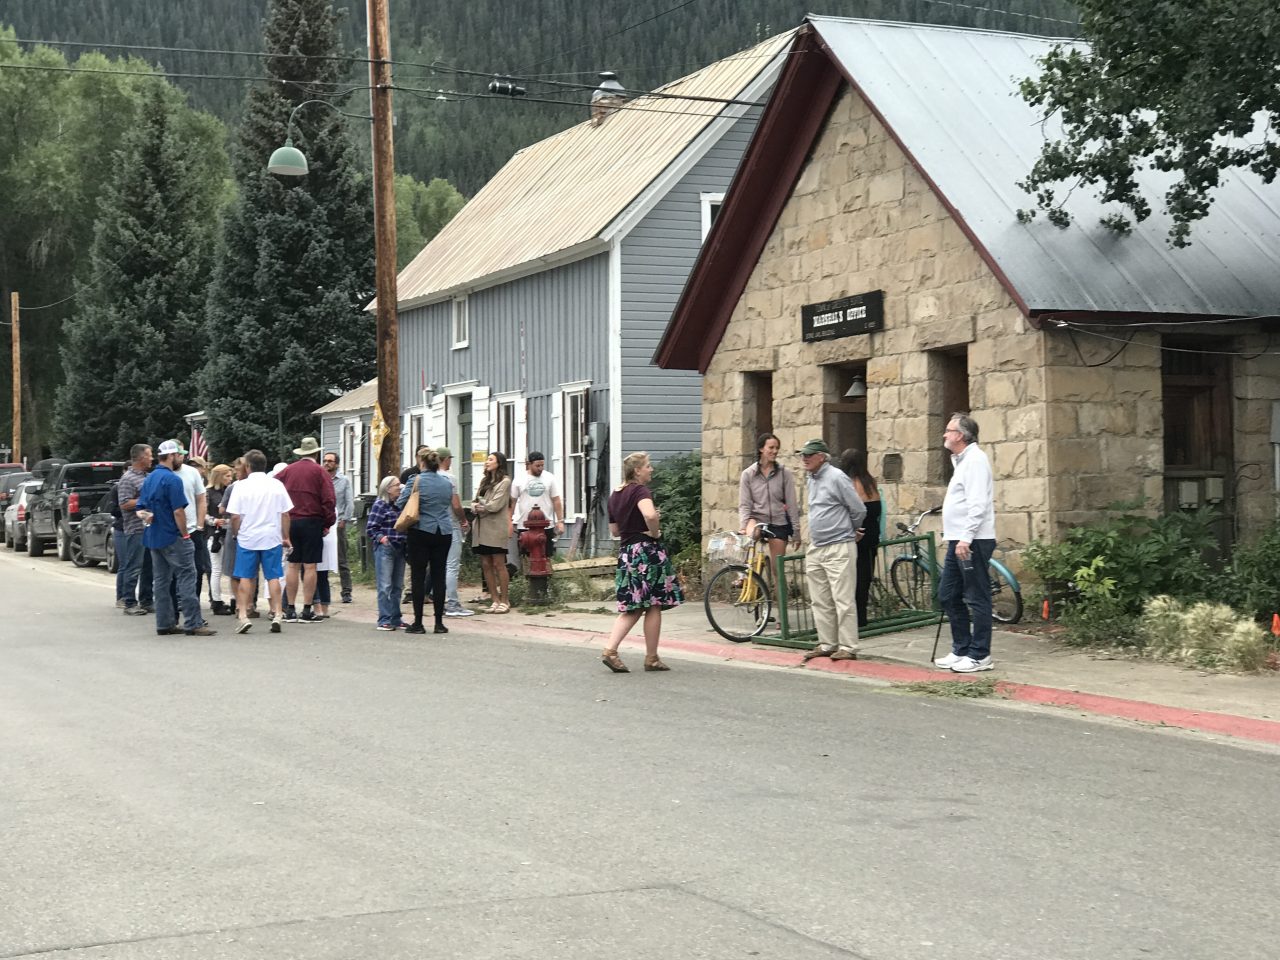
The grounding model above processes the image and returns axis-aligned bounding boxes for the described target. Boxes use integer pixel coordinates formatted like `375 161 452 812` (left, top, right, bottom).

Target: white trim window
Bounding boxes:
562 385 590 518
700 192 725 240
451 296 469 350
495 398 518 461
341 419 361 493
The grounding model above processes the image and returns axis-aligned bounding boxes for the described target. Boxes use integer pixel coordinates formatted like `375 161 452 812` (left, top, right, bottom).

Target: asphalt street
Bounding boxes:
2 549 1277 960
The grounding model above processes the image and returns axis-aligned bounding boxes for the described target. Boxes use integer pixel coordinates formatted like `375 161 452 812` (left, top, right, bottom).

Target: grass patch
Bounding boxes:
893 677 999 699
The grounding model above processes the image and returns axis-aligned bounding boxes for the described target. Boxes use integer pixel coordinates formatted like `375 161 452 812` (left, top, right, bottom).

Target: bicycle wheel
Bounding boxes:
704 564 772 642
889 556 932 611
866 576 895 620
990 564 1024 624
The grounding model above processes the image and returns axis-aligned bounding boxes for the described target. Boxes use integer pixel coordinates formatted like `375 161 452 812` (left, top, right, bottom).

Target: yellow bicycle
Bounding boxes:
704 525 777 641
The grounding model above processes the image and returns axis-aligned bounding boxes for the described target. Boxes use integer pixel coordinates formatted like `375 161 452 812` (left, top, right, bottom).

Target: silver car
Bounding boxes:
4 479 42 551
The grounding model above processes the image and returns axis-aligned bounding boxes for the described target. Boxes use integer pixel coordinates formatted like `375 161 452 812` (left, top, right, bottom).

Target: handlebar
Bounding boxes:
898 506 943 535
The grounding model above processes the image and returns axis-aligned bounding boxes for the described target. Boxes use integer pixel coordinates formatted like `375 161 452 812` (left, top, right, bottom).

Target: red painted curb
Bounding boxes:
464 616 1280 747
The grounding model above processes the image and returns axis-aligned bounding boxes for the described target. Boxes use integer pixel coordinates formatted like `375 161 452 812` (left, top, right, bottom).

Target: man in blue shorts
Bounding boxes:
136 439 215 637
224 449 294 634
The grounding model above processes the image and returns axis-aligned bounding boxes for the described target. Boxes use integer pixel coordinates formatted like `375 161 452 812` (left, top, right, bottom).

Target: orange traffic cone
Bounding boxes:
1271 613 1280 637
1042 598 1050 620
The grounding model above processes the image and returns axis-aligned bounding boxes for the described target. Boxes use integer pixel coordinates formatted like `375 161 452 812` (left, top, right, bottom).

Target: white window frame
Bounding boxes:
700 192 725 240
451 296 469 350
560 381 591 519
341 418 361 493
495 398 517 461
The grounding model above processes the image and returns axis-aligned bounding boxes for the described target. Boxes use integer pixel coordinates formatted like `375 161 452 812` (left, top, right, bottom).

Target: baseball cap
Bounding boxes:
157 439 185 456
436 446 452 459
796 439 830 456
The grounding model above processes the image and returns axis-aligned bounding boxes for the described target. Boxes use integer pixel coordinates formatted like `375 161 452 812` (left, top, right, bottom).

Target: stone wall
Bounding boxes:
701 84 1050 559
1233 333 1280 536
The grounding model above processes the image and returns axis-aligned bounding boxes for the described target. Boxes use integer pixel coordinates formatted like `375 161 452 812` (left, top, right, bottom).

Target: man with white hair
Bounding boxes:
935 412 997 674
797 438 864 663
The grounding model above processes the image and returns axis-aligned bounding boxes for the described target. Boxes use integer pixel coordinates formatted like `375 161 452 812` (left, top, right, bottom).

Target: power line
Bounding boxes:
394 83 735 122
0 59 364 94
1048 318 1280 357
0 35 365 66
528 0 705 70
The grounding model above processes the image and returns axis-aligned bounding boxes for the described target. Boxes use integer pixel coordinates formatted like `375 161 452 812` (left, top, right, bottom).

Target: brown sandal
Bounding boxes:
602 652 630 673
644 656 671 672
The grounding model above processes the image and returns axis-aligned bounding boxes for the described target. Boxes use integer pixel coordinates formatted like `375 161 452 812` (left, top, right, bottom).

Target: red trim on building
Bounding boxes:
653 27 845 373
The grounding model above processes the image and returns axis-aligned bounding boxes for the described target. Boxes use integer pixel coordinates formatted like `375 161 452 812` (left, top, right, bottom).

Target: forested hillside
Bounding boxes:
5 0 1079 194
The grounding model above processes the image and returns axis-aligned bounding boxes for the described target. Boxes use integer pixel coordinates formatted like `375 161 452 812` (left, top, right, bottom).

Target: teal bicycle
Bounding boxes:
887 507 1024 624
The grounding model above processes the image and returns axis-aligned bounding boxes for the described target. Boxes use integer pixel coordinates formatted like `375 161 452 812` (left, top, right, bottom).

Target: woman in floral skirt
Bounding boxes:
601 451 684 673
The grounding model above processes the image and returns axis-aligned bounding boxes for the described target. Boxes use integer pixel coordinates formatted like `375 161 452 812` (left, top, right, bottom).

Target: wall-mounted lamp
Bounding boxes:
844 375 867 399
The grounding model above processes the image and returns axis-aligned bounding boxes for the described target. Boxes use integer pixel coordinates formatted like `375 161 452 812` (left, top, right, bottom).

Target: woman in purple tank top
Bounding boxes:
600 451 684 673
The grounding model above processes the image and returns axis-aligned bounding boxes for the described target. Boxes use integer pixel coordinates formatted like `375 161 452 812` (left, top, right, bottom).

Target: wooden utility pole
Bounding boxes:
368 0 400 480
9 292 19 465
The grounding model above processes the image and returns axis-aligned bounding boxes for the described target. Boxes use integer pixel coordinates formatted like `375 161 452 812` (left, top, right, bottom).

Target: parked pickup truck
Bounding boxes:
26 460 127 560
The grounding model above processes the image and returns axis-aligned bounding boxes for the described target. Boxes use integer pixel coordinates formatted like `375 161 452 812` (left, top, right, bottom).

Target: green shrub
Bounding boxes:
650 452 701 561
1057 557 1140 647
1137 595 1273 672
1022 504 1220 615
1214 520 1280 623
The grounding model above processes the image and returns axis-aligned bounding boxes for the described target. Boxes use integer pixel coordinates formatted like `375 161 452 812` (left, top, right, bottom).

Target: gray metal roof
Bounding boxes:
809 16 1280 316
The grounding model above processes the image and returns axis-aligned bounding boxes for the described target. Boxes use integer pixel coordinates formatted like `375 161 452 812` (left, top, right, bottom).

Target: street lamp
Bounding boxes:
265 0 401 481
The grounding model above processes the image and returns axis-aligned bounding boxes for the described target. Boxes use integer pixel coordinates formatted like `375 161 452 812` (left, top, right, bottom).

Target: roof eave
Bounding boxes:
655 27 843 372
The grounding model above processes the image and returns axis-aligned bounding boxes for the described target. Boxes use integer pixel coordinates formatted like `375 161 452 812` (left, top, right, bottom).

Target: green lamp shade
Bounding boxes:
268 140 308 176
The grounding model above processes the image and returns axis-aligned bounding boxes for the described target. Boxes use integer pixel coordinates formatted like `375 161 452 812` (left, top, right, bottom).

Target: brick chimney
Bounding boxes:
590 71 627 126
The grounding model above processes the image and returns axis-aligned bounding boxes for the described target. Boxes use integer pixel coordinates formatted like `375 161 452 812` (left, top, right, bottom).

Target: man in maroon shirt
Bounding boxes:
277 436 336 623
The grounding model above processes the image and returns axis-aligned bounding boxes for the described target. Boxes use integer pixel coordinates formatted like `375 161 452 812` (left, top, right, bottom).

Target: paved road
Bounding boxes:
2 549 1277 959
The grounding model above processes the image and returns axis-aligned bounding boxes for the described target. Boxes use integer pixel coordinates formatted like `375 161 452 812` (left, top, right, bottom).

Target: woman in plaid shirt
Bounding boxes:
366 475 407 630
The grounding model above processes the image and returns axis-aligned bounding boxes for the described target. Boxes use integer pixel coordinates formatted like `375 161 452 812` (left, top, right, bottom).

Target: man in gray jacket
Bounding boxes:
798 438 865 662
323 451 356 603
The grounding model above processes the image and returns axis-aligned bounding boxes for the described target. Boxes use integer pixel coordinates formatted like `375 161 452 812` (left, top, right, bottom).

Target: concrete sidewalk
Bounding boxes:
482 596 1280 745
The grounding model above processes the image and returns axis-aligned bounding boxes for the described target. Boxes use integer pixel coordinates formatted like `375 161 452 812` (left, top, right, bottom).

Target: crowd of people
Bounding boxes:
735 413 996 675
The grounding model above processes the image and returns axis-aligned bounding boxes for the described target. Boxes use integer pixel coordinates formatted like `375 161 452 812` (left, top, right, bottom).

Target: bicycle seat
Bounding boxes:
895 522 910 533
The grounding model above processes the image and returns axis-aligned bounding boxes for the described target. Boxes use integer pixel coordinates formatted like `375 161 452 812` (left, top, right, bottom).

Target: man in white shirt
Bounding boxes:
935 413 998 674
224 449 294 635
510 451 565 558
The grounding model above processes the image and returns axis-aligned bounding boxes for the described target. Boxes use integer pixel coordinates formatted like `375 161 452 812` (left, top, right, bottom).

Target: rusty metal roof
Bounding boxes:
312 378 377 416
394 31 795 309
809 16 1280 316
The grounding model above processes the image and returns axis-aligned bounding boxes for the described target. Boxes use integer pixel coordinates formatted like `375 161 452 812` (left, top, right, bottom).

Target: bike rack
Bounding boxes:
762 534 943 651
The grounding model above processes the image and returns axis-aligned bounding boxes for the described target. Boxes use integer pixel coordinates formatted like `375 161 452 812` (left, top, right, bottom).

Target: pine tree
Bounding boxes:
52 84 227 459
199 0 375 461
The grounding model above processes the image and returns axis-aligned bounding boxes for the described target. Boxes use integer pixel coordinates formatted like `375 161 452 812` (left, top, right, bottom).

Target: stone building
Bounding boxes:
654 17 1280 560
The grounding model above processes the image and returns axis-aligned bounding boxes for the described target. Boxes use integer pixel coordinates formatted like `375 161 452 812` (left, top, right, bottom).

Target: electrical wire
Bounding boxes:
1067 326 1134 366
0 59 364 95
394 83 738 121
0 35 365 66
528 0 705 70
1049 318 1280 357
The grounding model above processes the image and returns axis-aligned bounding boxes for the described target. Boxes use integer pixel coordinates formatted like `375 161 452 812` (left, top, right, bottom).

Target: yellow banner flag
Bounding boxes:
370 401 390 464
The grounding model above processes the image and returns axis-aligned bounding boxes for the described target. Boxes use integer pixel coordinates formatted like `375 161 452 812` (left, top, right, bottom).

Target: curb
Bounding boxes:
498 617 1280 747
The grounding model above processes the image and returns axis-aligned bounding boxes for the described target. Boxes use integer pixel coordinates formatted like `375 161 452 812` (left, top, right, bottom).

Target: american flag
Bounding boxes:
189 427 209 461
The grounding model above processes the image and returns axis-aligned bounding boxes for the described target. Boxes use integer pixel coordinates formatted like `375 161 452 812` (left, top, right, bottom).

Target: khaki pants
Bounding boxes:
806 540 859 652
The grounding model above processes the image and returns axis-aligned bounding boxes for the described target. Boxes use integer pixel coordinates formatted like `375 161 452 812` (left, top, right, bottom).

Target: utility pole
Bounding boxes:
9 292 20 465
368 0 400 480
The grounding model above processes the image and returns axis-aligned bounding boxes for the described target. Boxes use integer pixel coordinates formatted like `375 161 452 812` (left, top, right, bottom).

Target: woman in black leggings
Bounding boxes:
394 448 467 634
840 448 881 628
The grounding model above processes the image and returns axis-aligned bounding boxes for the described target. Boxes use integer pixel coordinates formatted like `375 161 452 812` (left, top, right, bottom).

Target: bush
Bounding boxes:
1137 595 1273 672
1215 520 1280 623
650 452 701 561
1022 504 1220 616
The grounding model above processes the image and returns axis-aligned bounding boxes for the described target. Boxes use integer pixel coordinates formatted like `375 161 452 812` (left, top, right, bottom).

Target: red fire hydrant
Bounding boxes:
518 504 553 603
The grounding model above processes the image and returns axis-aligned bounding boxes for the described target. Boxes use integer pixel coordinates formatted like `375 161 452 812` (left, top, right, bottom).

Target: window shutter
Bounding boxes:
551 391 563 491
430 394 446 446
515 397 528 466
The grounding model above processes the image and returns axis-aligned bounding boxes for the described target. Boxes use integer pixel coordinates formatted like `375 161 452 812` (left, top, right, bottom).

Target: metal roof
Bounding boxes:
809 16 1280 316
393 31 795 309
312 378 377 416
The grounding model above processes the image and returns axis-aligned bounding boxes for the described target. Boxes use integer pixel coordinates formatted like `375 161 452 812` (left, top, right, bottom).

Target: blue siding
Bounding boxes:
398 254 610 408
619 106 766 463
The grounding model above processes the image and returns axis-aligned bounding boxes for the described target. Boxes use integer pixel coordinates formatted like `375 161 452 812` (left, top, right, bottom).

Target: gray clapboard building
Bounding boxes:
387 32 792 553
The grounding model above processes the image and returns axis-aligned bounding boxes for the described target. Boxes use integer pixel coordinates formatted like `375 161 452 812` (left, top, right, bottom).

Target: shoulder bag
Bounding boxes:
393 475 421 533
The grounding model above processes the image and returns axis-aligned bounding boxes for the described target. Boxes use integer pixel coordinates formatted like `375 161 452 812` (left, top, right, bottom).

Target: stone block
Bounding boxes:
1044 401 1077 437
1048 438 1102 474
996 511 1032 547
998 477 1046 513
1078 402 1136 437
916 315 974 351
869 168 905 205
905 222 944 261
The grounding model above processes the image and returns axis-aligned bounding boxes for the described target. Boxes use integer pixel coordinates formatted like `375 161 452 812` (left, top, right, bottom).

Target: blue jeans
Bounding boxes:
121 531 153 608
151 538 204 631
444 523 463 611
938 538 996 660
113 530 128 602
374 540 406 627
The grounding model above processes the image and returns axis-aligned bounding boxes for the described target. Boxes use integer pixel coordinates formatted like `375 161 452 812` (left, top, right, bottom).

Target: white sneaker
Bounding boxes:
934 652 963 668
444 608 475 617
950 656 994 673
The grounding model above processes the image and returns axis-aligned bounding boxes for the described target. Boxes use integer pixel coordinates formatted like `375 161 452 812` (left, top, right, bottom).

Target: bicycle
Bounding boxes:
703 524 783 642
887 507 1024 624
